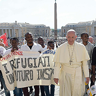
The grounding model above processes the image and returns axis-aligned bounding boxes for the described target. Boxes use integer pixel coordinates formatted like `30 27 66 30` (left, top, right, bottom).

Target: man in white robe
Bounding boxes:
53 29 90 96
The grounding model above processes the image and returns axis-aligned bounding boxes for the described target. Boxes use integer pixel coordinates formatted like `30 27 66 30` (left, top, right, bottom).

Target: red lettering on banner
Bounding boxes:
6 54 11 59
11 51 23 56
18 51 23 55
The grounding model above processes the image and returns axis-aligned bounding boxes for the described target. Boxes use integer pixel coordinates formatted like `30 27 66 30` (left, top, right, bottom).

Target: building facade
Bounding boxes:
0 21 50 39
61 20 96 37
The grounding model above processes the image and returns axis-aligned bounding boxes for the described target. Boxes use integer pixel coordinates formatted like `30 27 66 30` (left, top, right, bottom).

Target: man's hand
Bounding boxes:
86 77 90 84
11 48 18 52
54 78 59 84
47 46 52 50
0 55 2 58
89 69 91 74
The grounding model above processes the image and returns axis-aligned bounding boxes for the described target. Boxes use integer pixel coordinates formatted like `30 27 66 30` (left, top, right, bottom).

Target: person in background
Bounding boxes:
81 33 94 95
0 39 5 90
4 37 23 96
0 44 10 96
36 37 47 96
38 37 47 51
20 32 43 96
88 36 95 45
44 41 55 96
54 29 89 96
81 33 94 74
91 46 96 86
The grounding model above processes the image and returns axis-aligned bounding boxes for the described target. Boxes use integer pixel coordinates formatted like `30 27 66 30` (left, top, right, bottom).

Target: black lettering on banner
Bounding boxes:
16 70 22 81
21 70 25 81
9 60 16 70
14 70 33 81
49 68 54 79
37 68 53 80
2 63 10 74
16 58 20 69
33 58 37 68
43 68 50 80
28 58 33 68
21 58 27 68
42 57 46 67
38 57 44 67
37 69 43 80
45 56 50 67
30 70 33 80
24 70 30 81
6 73 14 84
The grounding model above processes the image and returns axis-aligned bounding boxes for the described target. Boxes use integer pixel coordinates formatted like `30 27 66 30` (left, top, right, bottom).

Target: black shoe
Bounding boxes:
1 85 3 90
29 90 33 94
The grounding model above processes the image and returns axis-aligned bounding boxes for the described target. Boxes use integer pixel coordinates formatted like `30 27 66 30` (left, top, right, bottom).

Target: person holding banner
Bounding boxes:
44 41 55 96
4 37 23 96
0 45 10 96
21 32 43 96
37 37 47 96
53 29 90 96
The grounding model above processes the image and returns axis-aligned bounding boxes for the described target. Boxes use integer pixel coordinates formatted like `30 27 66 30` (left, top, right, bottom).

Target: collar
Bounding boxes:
67 42 75 47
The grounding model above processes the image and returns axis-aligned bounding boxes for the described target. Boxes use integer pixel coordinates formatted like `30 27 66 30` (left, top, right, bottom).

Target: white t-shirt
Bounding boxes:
20 42 43 52
3 49 11 56
0 46 6 70
0 46 6 56
42 45 47 51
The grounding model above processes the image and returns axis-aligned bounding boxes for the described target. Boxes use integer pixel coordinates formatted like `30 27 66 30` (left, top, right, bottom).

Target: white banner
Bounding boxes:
0 49 55 90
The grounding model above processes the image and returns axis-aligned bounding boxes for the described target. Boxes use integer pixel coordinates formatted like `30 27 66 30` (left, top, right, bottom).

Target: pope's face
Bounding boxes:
66 31 77 45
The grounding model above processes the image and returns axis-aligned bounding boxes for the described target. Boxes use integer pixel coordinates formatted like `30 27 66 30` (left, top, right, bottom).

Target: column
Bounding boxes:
5 29 8 37
91 26 94 36
12 28 15 37
9 29 10 38
14 28 16 37
2 29 3 34
19 28 21 39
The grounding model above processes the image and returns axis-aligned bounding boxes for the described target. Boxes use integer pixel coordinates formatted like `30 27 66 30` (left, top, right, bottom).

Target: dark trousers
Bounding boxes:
22 87 29 96
90 79 94 86
34 86 39 96
34 85 45 96
0 71 10 96
40 86 45 96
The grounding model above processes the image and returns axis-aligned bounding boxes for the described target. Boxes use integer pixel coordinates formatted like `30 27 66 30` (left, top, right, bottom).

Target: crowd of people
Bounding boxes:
0 29 96 96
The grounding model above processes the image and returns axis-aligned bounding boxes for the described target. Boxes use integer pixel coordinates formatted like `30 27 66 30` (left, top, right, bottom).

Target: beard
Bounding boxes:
28 41 33 44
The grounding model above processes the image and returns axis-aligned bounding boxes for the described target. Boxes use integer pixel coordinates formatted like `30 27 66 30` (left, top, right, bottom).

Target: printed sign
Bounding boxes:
0 50 55 90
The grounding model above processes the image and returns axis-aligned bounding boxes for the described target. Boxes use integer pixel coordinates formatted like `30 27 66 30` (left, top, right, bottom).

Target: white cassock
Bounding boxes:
53 41 90 96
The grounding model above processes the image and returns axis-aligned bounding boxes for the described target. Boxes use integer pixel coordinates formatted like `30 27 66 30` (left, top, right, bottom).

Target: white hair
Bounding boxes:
89 36 93 39
66 29 77 35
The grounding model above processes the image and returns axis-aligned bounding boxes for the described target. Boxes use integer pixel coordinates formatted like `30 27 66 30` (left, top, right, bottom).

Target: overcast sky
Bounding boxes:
0 0 96 28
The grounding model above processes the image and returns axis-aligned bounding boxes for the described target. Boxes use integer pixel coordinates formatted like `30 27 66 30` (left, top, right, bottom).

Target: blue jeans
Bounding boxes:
44 84 55 96
13 87 23 96
44 86 50 96
0 72 10 96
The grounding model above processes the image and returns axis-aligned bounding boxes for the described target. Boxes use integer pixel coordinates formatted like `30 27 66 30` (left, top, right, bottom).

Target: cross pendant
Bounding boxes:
69 60 72 65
